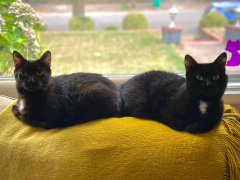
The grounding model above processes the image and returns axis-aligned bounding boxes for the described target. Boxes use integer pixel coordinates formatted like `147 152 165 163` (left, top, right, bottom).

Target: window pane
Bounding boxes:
0 0 239 76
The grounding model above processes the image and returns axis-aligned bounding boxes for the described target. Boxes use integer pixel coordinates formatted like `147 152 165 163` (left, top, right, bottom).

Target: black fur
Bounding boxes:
120 53 228 133
12 51 121 129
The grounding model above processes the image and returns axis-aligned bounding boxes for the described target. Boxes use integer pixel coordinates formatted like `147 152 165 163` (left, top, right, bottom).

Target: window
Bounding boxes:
0 0 239 75
0 0 240 109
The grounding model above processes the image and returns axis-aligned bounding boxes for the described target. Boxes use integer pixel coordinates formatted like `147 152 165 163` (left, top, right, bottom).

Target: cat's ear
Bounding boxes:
214 52 227 67
40 51 51 67
13 51 26 68
184 54 198 71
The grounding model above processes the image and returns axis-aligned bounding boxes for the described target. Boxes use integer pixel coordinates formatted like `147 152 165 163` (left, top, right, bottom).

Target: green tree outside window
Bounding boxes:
0 0 45 75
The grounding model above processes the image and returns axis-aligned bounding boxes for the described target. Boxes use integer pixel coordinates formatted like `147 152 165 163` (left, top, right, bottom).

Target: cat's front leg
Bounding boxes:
185 122 217 134
12 105 22 120
170 122 186 131
12 101 28 121
161 118 186 131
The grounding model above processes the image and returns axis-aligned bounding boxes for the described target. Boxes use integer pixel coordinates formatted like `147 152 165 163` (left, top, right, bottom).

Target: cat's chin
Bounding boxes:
195 95 220 102
24 87 40 93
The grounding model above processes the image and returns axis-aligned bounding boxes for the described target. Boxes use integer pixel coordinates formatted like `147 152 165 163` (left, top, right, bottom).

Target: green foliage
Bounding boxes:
122 13 148 30
40 24 48 31
68 16 95 31
121 2 132 11
105 25 118 31
0 0 45 75
26 0 147 4
200 13 228 28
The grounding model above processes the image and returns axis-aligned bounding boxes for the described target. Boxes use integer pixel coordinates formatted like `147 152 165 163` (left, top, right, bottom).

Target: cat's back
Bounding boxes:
49 72 120 126
120 71 185 117
143 70 184 84
121 70 184 91
52 72 119 104
54 72 115 87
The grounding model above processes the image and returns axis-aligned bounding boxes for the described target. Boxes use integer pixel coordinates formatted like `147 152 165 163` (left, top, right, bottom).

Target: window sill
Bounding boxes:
0 72 240 105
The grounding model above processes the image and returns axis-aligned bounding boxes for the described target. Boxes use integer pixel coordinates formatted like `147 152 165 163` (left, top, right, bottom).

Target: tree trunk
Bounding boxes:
72 0 85 17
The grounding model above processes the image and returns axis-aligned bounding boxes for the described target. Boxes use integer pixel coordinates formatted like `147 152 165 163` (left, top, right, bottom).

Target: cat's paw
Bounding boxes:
169 122 186 131
12 105 21 119
185 123 198 131
185 123 212 134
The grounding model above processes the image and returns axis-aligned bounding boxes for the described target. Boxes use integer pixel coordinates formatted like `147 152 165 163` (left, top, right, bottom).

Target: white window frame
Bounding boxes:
0 72 240 106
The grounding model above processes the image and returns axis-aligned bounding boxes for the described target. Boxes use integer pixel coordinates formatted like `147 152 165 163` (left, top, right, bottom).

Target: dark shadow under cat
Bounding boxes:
120 53 228 133
12 51 121 129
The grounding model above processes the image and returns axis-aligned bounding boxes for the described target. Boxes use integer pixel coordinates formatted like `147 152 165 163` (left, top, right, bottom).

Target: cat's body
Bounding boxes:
120 53 228 133
12 51 121 129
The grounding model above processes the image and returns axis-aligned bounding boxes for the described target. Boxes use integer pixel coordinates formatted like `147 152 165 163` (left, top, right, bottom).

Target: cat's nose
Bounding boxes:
206 80 211 86
28 78 35 84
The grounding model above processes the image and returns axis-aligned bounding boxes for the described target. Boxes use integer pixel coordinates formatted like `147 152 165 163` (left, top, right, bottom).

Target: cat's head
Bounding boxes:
13 51 52 93
184 52 228 100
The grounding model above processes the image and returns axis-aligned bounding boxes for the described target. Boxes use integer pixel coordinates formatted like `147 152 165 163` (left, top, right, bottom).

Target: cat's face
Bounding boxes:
184 53 228 100
13 51 52 92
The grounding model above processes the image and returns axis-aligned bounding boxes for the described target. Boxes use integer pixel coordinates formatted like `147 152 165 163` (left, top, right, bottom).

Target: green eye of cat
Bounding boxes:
213 74 219 80
20 71 27 76
37 71 43 76
196 75 203 81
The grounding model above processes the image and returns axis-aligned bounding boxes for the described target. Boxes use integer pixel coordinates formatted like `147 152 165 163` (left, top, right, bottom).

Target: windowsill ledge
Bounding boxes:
0 72 240 105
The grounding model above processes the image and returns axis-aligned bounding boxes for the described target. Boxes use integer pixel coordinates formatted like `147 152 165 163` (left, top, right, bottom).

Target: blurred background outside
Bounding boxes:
0 0 240 76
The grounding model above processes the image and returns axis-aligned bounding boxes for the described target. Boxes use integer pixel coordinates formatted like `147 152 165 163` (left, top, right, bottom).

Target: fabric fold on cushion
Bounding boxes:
0 101 239 180
0 95 14 112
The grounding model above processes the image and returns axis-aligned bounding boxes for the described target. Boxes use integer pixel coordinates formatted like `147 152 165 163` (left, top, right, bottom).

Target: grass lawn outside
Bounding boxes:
40 31 184 75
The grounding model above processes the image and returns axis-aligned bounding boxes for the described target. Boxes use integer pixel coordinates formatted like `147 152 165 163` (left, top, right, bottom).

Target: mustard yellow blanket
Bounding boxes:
0 102 239 180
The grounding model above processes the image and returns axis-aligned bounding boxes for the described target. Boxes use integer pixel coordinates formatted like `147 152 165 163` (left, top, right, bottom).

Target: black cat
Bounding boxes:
12 51 121 129
120 53 228 133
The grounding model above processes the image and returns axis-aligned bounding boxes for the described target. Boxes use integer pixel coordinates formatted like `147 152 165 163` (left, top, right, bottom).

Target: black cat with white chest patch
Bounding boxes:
12 51 121 129
120 53 228 133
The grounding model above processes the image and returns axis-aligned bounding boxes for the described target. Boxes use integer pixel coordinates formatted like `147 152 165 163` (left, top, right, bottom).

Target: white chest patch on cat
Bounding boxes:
199 100 208 114
18 99 25 113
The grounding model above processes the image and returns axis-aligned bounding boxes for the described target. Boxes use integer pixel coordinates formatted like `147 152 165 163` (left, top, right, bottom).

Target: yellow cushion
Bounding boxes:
0 95 14 111
0 102 239 180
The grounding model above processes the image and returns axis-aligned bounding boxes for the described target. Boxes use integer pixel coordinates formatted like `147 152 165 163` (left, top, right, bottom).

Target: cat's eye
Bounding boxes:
20 71 27 76
196 75 203 81
37 71 43 76
213 74 220 80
